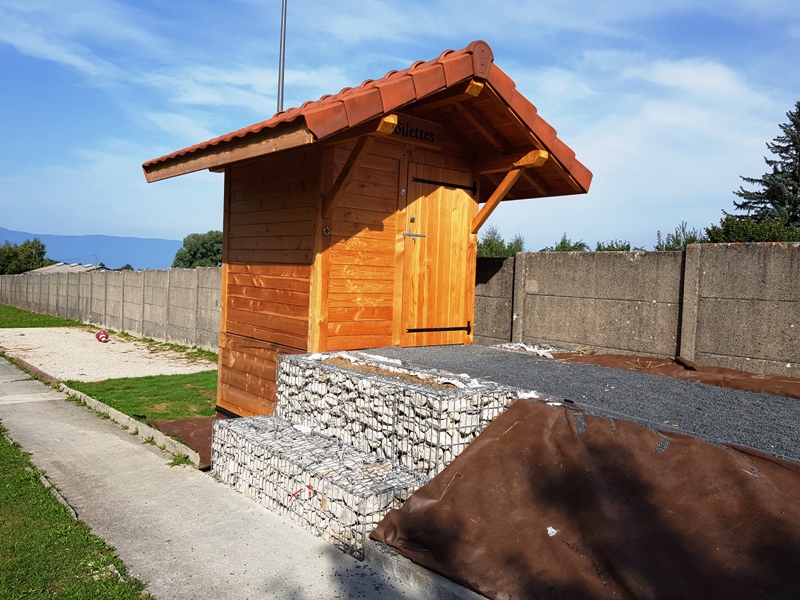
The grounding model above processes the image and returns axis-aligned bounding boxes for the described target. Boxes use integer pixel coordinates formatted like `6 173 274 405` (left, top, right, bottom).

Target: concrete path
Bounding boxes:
0 357 423 600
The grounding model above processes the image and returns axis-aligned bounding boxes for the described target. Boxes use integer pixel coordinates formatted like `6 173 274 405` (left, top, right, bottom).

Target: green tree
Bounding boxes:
172 231 223 268
0 238 49 274
705 215 800 243
477 225 524 257
540 233 589 252
595 239 644 252
654 221 706 251
733 101 800 226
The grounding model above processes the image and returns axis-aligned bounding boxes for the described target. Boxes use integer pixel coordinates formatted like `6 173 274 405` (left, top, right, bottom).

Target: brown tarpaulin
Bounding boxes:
371 399 800 599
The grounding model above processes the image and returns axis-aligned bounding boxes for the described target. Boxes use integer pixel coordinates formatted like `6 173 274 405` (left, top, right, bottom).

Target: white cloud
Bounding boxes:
485 50 786 250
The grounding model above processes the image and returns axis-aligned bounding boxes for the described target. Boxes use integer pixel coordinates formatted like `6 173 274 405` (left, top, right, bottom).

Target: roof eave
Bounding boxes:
142 120 315 183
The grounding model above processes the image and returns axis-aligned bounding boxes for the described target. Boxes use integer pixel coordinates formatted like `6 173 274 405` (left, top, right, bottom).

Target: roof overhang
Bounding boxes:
142 40 592 201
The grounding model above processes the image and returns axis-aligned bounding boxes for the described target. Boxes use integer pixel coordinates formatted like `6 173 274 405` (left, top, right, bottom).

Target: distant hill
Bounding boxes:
0 227 182 270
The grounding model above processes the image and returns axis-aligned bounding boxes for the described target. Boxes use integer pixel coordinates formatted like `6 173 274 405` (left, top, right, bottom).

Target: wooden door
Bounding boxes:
401 162 477 346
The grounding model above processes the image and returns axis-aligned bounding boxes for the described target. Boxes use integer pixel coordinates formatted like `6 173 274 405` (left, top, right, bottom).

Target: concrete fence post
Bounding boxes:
511 252 527 342
678 244 701 361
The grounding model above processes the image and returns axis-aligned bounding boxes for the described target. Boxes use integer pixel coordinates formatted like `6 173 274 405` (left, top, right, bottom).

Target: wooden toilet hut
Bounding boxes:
143 41 593 417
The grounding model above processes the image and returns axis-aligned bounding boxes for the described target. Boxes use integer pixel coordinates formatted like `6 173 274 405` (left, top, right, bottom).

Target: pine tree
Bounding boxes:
733 101 800 226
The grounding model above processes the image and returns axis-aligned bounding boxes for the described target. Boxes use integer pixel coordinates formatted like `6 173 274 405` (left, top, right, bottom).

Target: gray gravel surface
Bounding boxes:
371 344 800 463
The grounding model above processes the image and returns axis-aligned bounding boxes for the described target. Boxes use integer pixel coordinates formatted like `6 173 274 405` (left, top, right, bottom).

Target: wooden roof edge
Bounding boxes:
142 121 314 183
484 64 593 194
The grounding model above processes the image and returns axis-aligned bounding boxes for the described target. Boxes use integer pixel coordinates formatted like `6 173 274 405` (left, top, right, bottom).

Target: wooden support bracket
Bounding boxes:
321 115 398 219
470 150 549 233
475 149 549 175
471 169 524 233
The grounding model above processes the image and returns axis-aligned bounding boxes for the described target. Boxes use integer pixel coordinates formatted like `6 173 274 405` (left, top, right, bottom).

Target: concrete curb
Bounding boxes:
364 540 488 599
58 384 201 468
5 356 60 385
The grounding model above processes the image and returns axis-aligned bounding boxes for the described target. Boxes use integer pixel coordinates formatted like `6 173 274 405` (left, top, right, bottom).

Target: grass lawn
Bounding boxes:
0 427 154 600
0 304 82 328
64 371 218 421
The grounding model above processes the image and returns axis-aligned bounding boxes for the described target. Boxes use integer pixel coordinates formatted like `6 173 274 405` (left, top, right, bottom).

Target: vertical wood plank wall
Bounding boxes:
218 148 317 416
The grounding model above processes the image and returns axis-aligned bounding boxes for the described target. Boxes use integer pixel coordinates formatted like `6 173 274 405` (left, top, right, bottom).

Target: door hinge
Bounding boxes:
407 321 471 335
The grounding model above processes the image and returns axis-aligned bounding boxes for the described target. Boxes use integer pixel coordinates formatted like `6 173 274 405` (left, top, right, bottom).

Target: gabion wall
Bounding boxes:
212 415 428 558
276 352 521 477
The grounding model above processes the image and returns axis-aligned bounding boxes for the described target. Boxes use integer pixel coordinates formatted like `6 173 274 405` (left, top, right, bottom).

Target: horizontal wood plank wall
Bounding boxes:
219 149 317 416
325 140 401 351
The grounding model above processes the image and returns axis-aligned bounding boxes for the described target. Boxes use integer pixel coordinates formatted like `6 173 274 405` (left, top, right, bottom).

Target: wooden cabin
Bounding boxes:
143 41 592 417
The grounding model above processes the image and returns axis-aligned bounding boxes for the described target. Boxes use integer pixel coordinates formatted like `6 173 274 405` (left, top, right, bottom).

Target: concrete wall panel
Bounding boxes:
105 271 124 331
516 251 682 303
78 273 92 323
142 270 168 341
122 270 145 337
681 243 799 376
512 251 682 357
696 243 800 301
521 295 679 356
65 273 80 321
89 272 106 325
166 268 198 346
474 258 515 344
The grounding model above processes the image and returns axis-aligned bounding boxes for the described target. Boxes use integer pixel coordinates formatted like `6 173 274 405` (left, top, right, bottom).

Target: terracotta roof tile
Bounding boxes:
341 87 384 125
508 90 539 132
373 75 417 112
550 137 576 173
439 50 476 85
486 64 516 104
467 40 493 77
409 61 447 97
569 160 594 193
302 101 350 140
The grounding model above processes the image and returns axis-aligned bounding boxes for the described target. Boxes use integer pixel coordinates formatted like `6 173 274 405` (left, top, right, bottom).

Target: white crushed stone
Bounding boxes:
0 327 217 381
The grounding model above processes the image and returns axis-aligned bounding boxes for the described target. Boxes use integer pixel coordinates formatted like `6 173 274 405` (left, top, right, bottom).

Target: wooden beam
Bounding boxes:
465 80 485 97
521 170 551 197
321 136 374 219
454 100 514 153
320 114 398 219
475 149 548 175
144 122 314 183
471 168 524 234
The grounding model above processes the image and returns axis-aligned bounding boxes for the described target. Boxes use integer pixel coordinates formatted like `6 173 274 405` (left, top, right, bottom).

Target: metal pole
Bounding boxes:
277 0 287 113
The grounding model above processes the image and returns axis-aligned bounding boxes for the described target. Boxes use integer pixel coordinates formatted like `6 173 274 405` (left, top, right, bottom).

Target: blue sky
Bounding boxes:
1 0 798 251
